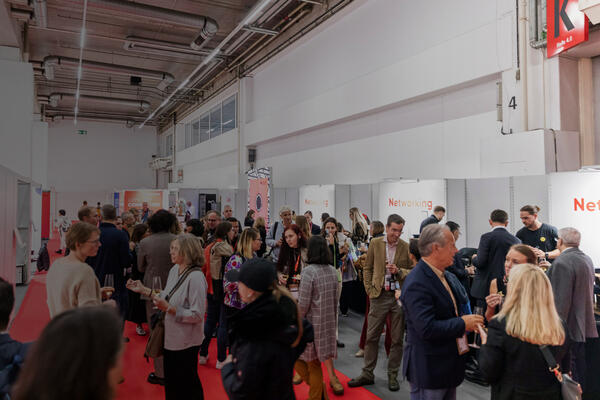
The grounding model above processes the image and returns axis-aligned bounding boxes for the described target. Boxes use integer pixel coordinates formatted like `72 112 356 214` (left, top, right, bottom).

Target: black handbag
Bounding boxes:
144 267 201 359
539 345 582 400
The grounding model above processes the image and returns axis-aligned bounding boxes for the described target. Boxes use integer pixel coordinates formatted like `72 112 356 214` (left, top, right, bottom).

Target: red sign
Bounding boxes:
548 0 588 57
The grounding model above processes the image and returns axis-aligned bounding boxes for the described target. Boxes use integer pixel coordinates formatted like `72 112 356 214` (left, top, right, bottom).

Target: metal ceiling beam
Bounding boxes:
242 25 279 36
44 92 151 112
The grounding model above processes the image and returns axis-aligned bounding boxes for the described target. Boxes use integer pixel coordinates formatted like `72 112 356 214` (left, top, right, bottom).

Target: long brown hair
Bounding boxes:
509 244 537 264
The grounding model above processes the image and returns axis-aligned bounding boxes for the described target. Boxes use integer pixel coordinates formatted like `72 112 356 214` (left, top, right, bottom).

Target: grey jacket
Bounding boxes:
547 247 598 342
137 232 176 291
265 221 286 263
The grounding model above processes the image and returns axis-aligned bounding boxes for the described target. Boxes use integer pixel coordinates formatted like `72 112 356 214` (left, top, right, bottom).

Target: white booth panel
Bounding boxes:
465 178 511 248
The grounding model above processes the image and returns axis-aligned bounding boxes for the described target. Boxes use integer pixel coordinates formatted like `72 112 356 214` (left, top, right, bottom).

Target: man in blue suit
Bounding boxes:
401 224 483 399
470 209 520 306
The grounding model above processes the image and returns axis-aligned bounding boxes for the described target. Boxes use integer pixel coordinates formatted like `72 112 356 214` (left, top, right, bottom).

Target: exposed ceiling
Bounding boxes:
5 0 354 127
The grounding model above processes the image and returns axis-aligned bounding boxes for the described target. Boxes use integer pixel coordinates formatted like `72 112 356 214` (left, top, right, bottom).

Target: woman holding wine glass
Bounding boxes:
276 224 308 299
484 244 538 322
127 234 207 400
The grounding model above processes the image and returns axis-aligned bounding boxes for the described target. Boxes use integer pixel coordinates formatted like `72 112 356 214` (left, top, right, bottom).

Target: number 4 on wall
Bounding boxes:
508 96 517 110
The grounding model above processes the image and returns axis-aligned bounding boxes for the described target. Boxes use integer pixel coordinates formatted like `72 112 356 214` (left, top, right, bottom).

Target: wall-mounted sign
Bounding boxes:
379 180 446 240
548 0 589 57
248 168 271 228
299 185 335 224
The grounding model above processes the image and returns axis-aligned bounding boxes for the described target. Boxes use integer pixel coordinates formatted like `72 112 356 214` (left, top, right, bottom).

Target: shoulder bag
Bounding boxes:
145 266 201 359
539 345 582 400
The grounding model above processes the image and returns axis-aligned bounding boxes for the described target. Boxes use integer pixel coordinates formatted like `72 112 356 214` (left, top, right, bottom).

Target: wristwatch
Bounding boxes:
544 252 549 260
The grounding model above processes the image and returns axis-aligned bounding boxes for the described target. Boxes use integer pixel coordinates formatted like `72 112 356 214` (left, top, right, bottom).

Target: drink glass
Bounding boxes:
103 274 114 299
469 306 485 348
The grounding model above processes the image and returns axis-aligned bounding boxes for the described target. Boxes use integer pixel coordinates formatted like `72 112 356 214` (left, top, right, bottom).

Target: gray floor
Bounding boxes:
12 284 28 328
336 310 490 400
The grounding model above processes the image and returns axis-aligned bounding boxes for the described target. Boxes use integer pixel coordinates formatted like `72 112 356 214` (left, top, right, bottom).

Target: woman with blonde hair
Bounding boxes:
224 228 263 310
479 263 570 400
127 233 208 400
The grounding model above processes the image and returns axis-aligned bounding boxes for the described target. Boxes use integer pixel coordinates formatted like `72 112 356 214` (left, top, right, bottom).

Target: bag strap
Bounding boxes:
539 345 563 383
165 266 201 302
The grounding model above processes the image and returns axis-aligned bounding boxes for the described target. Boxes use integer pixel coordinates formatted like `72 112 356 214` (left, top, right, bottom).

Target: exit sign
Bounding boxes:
77 129 87 135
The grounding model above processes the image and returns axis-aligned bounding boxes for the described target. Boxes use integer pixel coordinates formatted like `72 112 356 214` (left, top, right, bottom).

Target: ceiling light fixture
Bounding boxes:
73 0 88 126
139 0 276 129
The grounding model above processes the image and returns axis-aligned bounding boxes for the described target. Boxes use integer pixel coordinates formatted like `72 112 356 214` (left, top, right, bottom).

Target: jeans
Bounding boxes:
409 382 456 400
164 346 204 400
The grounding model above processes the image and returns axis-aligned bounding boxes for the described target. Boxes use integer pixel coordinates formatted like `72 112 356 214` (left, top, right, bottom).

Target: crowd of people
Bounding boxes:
0 200 598 400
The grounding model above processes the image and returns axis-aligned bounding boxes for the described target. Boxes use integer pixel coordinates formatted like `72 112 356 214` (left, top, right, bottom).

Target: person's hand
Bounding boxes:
471 254 477 260
153 296 170 312
327 233 335 245
278 273 288 286
466 266 475 275
386 264 399 275
532 247 545 258
129 241 135 251
461 314 484 332
126 279 144 293
478 324 488 345
539 260 551 269
276 238 283 247
485 293 503 309
101 287 114 300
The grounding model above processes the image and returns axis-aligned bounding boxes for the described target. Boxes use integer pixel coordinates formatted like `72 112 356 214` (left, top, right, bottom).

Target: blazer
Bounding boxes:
310 223 321 235
547 247 598 342
471 227 520 299
363 236 412 299
419 215 439 233
400 260 467 389
137 232 177 291
479 318 568 400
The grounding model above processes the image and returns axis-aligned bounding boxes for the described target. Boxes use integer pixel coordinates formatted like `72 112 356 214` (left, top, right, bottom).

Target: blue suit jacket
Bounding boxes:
470 227 520 299
400 260 467 389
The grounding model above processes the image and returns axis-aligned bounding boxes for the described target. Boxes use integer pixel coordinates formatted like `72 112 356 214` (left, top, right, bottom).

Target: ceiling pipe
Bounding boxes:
46 92 150 112
140 0 278 128
123 36 227 61
33 0 47 28
42 55 175 91
46 113 145 127
83 0 218 50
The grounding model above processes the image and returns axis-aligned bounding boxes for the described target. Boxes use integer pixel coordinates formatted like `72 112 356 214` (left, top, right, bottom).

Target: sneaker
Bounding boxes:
215 360 227 370
354 349 364 357
336 340 345 348
147 372 165 386
198 355 208 365
136 325 147 336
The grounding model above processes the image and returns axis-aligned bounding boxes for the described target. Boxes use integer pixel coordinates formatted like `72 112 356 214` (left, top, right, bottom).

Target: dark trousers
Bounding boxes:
571 341 587 390
164 345 204 400
200 280 227 361
339 281 352 315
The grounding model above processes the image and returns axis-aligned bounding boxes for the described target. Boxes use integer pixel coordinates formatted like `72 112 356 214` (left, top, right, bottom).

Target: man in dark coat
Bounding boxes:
401 225 483 399
419 206 445 233
470 209 520 306
547 227 598 390
304 211 321 235
87 204 131 318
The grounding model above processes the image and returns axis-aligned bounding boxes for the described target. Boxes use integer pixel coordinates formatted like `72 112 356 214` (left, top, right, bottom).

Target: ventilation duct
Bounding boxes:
123 36 226 61
86 0 218 50
42 56 174 91
33 0 47 28
46 93 150 113
47 113 143 127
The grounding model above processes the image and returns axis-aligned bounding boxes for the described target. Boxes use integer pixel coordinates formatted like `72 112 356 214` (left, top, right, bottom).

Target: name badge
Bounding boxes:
456 334 469 355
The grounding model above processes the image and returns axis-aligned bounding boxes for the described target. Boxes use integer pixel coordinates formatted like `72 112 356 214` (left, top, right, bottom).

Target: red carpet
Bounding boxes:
10 231 380 400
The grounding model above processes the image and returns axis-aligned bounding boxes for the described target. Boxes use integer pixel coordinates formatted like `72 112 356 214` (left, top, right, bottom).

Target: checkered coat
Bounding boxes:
298 263 339 362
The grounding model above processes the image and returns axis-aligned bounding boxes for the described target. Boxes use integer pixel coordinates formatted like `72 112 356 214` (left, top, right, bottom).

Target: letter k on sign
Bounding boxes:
547 0 588 57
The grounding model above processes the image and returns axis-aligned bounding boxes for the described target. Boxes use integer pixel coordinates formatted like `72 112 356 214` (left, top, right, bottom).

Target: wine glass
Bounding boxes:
103 274 114 299
469 306 485 348
151 276 162 309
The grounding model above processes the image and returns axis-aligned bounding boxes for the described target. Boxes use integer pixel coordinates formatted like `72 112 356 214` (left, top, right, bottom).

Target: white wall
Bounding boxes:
47 120 156 213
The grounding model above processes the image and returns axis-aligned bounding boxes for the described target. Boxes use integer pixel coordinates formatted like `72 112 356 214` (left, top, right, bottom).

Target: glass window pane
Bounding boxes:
200 114 210 142
209 105 222 138
222 95 236 133
192 120 200 146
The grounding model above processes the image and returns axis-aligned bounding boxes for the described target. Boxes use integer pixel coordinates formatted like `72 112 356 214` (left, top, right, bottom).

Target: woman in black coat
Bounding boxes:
221 258 311 400
478 264 571 400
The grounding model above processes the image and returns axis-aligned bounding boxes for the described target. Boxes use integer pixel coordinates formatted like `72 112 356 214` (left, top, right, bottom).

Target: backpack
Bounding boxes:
36 244 50 272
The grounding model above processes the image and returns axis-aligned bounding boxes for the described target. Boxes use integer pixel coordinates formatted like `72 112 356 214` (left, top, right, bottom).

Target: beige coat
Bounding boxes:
363 236 412 299
210 241 233 280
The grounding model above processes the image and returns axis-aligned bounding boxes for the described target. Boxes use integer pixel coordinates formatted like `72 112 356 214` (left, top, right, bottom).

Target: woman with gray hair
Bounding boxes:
127 233 207 400
265 206 294 262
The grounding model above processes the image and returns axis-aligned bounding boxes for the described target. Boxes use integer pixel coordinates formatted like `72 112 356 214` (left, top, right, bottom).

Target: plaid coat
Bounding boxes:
298 263 339 362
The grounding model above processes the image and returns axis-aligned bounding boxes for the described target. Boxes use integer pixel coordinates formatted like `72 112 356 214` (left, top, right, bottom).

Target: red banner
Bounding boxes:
547 0 588 58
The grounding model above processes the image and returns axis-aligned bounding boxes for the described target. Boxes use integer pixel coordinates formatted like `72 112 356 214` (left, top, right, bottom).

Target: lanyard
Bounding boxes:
293 253 301 274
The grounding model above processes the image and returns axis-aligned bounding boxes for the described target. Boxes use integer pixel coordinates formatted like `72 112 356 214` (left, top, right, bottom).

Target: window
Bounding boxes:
209 105 222 138
192 120 200 146
222 95 236 133
200 114 210 143
166 134 173 156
